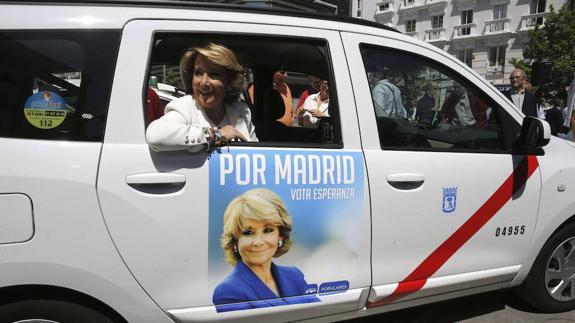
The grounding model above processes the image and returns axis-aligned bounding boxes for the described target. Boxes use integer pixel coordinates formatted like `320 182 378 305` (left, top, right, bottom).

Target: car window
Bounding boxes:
0 31 120 141
146 33 342 148
359 44 520 153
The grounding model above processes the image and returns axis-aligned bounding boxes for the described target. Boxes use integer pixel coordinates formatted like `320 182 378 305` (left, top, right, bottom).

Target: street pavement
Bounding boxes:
345 290 575 322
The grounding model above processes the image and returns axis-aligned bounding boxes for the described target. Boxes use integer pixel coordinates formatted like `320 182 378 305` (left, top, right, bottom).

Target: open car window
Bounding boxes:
147 33 342 148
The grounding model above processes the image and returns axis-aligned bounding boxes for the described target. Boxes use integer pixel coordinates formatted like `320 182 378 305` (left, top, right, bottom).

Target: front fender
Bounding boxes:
512 138 575 285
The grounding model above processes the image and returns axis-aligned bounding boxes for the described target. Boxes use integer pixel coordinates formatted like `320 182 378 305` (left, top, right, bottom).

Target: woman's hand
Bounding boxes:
219 125 247 144
309 109 327 118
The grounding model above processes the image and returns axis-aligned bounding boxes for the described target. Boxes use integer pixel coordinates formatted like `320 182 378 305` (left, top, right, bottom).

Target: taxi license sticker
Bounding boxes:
23 91 67 129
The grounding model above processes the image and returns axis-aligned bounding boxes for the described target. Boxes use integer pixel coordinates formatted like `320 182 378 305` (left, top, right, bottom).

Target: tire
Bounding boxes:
0 299 114 323
518 222 575 312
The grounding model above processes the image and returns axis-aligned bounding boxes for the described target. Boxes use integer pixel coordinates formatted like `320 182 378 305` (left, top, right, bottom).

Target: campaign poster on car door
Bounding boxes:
208 149 364 312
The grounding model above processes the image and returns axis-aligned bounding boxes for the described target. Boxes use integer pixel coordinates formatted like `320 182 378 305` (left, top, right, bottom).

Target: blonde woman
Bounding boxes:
146 43 257 152
213 188 318 312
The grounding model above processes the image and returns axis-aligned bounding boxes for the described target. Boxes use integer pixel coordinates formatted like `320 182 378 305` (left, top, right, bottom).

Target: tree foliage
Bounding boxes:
523 4 575 97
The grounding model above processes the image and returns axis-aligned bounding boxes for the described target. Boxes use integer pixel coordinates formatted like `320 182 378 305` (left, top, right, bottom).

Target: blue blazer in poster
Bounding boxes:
213 261 319 312
208 149 364 312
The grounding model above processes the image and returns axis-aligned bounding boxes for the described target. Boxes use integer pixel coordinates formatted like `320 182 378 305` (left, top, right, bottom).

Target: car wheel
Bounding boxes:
0 299 115 323
518 222 575 312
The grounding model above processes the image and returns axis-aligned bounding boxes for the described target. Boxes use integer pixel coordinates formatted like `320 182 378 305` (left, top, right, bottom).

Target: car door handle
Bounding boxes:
386 173 424 190
126 173 186 194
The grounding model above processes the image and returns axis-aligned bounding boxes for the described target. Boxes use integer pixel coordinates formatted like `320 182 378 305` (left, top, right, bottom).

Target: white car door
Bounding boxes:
342 32 542 308
97 19 370 322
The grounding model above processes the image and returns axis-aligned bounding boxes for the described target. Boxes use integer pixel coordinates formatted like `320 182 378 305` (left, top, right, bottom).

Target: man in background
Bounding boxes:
503 68 537 117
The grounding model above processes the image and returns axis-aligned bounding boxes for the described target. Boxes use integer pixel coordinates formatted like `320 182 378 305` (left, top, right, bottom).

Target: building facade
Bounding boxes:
352 0 567 86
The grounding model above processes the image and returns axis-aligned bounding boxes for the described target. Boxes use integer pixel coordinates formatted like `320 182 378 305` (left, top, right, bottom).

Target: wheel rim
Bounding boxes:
545 236 575 301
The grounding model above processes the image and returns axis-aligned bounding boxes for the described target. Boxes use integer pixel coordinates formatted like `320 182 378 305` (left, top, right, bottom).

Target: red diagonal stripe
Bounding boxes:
368 155 539 308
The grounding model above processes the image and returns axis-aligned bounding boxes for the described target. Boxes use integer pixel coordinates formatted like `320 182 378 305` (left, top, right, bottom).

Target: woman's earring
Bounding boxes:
278 240 283 248
233 245 238 253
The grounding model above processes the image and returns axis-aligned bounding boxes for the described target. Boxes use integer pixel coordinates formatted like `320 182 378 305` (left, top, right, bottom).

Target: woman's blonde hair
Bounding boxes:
180 42 246 103
221 188 293 266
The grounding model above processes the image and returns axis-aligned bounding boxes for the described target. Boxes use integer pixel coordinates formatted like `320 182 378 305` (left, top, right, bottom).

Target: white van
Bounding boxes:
0 1 573 322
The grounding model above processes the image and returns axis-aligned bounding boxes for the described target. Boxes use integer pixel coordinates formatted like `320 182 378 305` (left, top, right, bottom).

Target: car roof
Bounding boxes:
2 0 399 34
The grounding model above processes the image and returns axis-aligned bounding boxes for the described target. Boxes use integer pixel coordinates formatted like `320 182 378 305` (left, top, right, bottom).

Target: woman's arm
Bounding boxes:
145 98 208 152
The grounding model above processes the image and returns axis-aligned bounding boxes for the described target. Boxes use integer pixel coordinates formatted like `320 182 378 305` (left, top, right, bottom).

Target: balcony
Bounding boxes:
376 0 394 13
398 1 419 14
421 0 448 14
396 0 448 14
486 65 504 75
519 12 549 31
405 31 419 39
425 28 446 42
484 18 511 34
453 23 477 38
453 0 476 10
375 1 395 22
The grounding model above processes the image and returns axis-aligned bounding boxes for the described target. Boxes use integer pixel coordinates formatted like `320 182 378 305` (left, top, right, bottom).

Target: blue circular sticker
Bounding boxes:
23 91 67 129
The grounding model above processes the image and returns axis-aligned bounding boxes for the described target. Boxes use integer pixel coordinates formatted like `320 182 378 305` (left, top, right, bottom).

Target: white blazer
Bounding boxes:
146 95 258 152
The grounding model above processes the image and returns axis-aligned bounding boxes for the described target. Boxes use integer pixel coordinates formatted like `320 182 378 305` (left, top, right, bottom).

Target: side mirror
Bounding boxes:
519 117 550 148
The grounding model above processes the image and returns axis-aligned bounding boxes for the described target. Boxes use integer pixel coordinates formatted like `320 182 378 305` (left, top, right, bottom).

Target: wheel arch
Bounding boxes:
0 284 127 323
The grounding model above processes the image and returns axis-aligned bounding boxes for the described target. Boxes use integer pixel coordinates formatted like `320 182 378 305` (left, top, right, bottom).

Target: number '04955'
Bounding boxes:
495 225 525 237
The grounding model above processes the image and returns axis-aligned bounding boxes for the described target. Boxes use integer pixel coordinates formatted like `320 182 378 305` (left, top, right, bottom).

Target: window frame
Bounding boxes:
146 32 344 149
461 9 474 24
493 4 508 20
456 48 473 68
432 15 444 29
405 19 417 33
359 43 521 155
0 30 121 142
488 45 506 67
379 3 390 11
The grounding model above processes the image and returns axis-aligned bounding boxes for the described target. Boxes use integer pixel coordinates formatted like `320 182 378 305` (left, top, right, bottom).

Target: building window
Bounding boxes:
457 49 473 68
530 0 546 14
460 10 473 35
493 5 507 20
379 2 390 11
406 19 416 33
529 0 546 26
404 0 415 5
432 15 443 29
488 46 506 67
357 0 363 17
461 9 473 24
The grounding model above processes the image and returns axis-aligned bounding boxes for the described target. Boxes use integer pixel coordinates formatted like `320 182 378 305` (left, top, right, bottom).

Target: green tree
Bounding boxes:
523 4 575 98
163 67 185 90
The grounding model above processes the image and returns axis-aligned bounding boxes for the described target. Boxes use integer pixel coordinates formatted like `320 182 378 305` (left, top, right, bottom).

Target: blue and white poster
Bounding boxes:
208 149 364 312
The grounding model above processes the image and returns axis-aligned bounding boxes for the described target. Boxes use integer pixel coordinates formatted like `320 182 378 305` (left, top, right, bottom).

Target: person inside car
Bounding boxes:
296 74 321 111
299 79 329 127
146 43 257 152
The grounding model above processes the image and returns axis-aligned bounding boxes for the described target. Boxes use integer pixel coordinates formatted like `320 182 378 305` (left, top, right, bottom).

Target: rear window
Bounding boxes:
0 30 120 141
